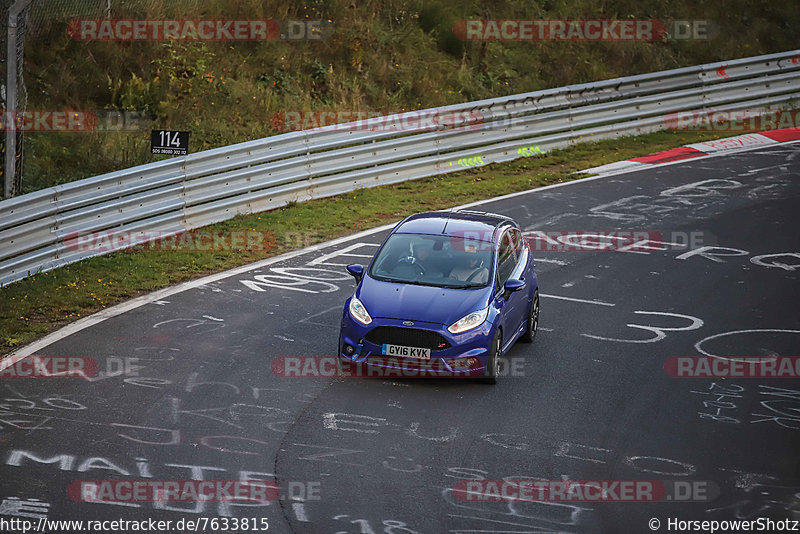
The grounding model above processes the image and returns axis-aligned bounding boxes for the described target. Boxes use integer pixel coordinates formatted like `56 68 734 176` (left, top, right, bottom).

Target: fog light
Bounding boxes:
344 344 355 356
446 357 479 369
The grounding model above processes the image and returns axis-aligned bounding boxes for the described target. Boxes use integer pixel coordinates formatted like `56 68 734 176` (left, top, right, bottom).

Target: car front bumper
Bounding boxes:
339 309 493 377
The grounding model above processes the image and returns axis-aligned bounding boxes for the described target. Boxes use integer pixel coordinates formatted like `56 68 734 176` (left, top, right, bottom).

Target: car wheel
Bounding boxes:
479 329 502 384
520 290 539 343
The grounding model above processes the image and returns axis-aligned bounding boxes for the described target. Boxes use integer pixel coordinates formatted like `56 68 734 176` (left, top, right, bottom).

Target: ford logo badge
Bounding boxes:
403 321 414 326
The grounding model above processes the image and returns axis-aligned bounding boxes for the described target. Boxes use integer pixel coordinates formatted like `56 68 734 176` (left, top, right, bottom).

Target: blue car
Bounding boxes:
338 210 539 384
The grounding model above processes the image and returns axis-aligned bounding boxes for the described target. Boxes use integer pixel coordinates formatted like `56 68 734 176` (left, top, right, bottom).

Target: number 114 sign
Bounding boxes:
151 129 190 156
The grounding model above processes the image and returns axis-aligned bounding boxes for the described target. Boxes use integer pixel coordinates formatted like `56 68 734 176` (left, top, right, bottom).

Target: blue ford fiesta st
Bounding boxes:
338 210 539 383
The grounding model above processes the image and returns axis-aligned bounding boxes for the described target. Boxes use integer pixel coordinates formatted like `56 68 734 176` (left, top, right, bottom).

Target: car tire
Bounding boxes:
520 290 539 343
479 329 502 384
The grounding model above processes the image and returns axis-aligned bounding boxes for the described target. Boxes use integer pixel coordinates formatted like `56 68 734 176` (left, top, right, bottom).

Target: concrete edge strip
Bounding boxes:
583 127 800 175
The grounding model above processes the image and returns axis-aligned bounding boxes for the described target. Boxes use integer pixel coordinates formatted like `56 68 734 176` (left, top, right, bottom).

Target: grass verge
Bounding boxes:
20 0 800 193
0 127 769 355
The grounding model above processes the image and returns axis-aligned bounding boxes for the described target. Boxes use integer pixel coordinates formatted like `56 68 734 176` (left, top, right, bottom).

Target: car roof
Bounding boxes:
393 210 516 241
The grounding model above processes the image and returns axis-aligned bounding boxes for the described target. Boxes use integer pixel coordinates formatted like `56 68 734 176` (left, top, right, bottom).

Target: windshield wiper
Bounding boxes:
374 274 478 289
374 276 432 287
375 276 406 283
404 280 440 287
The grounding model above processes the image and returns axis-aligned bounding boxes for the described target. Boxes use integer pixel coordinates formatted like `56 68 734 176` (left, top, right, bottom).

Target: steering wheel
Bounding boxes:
398 256 426 274
465 267 483 283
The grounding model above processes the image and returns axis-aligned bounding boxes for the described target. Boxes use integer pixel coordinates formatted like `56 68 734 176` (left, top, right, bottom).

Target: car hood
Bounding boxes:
356 275 492 325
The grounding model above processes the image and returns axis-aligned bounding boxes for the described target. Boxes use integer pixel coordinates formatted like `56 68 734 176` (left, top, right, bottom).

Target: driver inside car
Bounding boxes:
412 243 433 268
388 242 435 277
449 254 489 284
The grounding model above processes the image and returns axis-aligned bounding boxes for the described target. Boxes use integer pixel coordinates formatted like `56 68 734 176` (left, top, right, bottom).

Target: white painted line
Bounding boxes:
4 227 396 362
582 160 653 175
8 174 623 361
540 293 616 307
533 257 569 265
299 305 342 326
6 136 799 361
291 502 309 522
308 242 380 267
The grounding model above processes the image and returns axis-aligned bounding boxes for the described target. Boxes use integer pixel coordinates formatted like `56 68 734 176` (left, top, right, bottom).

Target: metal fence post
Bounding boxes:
4 0 31 199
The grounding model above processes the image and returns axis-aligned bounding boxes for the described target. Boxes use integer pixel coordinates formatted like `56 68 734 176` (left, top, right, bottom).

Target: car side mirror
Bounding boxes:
346 264 364 283
503 278 525 299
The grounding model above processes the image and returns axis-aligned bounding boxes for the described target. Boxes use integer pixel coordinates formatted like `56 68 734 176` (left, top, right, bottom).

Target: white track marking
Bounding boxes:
694 329 800 360
533 257 569 265
540 294 616 307
5 139 798 362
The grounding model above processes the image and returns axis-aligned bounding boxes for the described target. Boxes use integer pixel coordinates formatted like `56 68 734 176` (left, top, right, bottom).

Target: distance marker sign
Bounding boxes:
151 129 189 156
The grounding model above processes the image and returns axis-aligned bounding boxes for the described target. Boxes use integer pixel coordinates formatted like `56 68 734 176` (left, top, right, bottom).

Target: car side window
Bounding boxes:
495 230 517 292
511 229 526 260
508 229 519 257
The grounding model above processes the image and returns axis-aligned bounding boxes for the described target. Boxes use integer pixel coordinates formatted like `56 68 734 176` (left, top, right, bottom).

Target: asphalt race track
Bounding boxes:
1 142 799 533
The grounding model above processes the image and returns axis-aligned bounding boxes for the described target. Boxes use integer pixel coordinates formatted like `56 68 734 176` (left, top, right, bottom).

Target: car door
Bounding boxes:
514 227 537 296
493 229 527 347
507 228 531 338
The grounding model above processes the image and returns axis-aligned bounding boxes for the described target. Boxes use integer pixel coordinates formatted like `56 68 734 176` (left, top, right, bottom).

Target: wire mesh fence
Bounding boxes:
1 0 210 197
25 0 209 34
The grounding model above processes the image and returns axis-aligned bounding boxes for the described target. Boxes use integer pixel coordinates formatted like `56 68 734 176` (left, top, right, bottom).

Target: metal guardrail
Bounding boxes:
1 50 799 286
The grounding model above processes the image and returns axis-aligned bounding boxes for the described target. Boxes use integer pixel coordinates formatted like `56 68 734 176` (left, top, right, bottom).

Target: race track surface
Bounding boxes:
1 143 799 533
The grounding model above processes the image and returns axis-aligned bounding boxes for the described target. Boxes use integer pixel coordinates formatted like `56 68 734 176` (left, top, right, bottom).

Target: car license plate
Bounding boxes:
381 344 431 360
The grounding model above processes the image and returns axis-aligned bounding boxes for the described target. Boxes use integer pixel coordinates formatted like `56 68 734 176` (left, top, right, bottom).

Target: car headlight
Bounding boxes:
448 306 489 334
349 296 372 325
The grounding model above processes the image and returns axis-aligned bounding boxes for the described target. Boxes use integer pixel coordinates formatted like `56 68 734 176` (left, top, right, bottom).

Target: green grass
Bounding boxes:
0 126 765 355
13 0 800 194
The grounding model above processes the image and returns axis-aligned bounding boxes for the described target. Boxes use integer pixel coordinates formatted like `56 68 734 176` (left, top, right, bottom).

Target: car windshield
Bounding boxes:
369 233 494 289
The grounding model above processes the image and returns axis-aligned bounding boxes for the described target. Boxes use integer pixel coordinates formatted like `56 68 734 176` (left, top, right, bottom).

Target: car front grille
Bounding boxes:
365 326 451 351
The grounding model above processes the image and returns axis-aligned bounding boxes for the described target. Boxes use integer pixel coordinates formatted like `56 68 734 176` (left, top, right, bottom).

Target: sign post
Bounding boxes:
150 130 190 156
